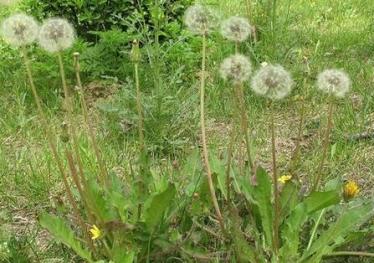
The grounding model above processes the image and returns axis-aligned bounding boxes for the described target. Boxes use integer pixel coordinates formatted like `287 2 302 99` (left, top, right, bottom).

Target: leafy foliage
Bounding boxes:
24 0 193 42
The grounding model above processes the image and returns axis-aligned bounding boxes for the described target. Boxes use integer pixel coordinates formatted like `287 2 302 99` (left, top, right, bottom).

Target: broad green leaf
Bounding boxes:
303 190 340 214
144 184 176 231
300 201 374 263
229 207 262 263
241 167 273 247
280 181 298 222
280 190 341 259
86 178 117 222
210 152 227 200
39 213 93 263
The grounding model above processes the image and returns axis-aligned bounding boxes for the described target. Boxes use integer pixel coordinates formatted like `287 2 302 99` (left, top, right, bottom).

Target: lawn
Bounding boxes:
0 0 373 262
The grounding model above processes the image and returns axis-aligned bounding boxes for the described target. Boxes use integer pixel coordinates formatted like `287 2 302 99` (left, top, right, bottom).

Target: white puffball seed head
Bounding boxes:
1 13 39 47
39 18 75 53
221 16 252 42
184 4 217 35
251 64 294 100
317 69 351 98
220 54 252 84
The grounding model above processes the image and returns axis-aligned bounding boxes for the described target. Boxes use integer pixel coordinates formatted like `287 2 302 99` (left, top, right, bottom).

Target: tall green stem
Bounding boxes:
57 53 88 189
21 48 93 250
306 208 325 251
289 97 306 181
199 34 225 234
134 62 145 152
73 53 108 187
313 99 334 191
235 84 254 173
270 106 280 254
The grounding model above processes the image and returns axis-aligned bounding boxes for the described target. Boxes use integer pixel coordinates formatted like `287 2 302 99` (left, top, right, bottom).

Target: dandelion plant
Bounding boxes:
184 4 226 234
313 69 351 191
251 63 294 254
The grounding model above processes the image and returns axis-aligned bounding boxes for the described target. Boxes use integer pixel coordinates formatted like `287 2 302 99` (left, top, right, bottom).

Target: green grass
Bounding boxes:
0 0 373 261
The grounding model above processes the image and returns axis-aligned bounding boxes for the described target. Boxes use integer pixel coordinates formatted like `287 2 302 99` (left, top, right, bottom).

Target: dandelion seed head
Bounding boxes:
221 16 252 42
1 13 38 47
184 4 217 35
317 69 351 98
220 54 252 84
251 64 293 100
39 18 75 53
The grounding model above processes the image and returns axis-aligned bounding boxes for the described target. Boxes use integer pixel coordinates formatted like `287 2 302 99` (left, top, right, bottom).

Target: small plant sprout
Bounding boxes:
221 16 252 43
184 4 217 35
220 54 252 84
251 64 294 100
313 69 351 191
317 69 351 98
38 18 75 53
184 4 226 235
1 13 39 47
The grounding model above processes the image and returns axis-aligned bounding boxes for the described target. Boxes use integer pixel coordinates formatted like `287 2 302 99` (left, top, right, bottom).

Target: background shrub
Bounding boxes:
24 0 193 42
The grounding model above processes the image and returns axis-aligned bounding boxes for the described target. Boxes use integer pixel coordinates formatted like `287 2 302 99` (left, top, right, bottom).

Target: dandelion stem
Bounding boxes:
289 96 306 180
324 251 374 258
235 84 254 173
21 48 93 250
313 98 334 191
306 208 325 251
225 126 237 203
199 34 226 235
134 61 145 152
270 105 280 254
73 53 108 187
57 53 88 191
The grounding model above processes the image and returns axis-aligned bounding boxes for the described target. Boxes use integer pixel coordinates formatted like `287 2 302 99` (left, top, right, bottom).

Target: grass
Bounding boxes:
0 0 373 261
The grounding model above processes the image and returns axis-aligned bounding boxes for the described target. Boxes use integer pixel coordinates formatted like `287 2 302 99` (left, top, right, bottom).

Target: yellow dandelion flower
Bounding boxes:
343 180 359 200
89 225 102 240
278 175 292 184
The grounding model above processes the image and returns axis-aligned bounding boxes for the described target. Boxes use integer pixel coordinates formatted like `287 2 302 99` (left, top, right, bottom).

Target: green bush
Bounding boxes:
24 0 193 42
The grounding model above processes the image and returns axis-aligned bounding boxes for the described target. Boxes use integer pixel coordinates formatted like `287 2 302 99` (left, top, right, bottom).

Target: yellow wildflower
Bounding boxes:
89 225 102 240
343 180 359 200
278 175 292 184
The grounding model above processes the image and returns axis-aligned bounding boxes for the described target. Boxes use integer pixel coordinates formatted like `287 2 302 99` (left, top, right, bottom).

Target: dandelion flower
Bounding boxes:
343 180 359 201
317 69 351 98
184 4 217 35
89 225 102 240
220 54 252 84
278 175 292 184
221 16 252 42
1 13 39 47
38 18 75 53
251 64 294 100
0 0 19 6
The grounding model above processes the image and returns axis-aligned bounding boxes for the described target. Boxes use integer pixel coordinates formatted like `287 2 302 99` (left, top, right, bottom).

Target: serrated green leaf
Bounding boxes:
280 182 298 223
39 213 93 263
210 152 227 200
303 190 341 214
144 184 176 231
241 167 273 248
300 201 374 263
229 207 262 263
280 190 341 259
